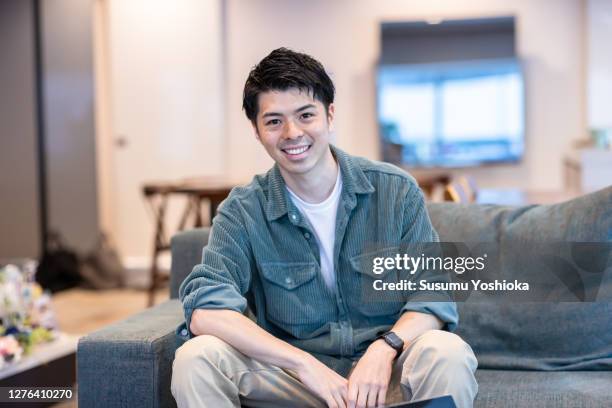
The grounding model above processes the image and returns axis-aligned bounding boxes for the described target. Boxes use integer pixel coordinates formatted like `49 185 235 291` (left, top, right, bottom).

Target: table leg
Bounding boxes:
146 193 169 307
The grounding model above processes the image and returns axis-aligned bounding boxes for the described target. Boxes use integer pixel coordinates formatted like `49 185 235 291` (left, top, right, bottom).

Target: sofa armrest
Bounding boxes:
77 299 184 408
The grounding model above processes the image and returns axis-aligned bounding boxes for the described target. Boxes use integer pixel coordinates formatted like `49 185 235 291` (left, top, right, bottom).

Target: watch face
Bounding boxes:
385 332 404 350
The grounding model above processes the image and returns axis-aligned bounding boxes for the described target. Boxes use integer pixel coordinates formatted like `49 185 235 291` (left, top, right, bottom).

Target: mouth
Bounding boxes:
281 144 312 160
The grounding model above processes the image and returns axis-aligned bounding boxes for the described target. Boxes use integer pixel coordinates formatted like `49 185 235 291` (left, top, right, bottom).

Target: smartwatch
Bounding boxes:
377 331 404 357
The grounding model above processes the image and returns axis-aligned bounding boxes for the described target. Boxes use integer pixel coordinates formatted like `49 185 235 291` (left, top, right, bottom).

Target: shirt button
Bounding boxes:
304 232 311 239
181 329 188 336
290 214 297 221
285 277 293 285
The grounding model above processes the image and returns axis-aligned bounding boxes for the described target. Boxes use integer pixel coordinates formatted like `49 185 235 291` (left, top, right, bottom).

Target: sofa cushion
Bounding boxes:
426 187 612 370
474 370 612 407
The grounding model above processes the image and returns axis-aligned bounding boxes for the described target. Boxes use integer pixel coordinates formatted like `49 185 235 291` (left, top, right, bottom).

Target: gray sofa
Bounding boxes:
77 187 612 407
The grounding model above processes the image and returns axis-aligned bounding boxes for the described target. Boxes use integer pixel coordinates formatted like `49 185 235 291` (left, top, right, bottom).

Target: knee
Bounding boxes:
171 335 235 404
406 330 477 372
173 335 233 375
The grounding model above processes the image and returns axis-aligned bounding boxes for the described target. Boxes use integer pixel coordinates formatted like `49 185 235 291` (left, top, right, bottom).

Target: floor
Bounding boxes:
51 287 169 335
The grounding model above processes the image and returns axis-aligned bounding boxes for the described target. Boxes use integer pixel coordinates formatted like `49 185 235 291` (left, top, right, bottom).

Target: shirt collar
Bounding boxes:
265 144 375 222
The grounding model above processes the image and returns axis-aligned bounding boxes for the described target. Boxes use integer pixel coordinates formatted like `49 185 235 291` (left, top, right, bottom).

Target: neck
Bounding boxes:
281 147 338 203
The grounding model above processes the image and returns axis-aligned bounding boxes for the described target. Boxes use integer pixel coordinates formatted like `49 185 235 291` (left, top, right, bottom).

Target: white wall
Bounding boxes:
97 0 225 262
587 0 612 129
224 0 586 190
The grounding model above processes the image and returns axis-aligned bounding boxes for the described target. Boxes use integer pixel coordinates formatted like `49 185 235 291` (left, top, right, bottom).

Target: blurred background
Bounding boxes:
1 0 612 300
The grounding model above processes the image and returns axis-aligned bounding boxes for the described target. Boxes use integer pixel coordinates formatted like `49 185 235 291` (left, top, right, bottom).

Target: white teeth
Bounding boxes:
284 146 308 155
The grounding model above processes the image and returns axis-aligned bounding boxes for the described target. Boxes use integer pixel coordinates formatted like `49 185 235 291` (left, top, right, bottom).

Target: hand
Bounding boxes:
347 340 396 408
295 353 348 408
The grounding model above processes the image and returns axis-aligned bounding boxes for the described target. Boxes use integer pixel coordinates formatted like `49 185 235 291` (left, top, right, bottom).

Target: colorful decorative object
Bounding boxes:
0 261 57 369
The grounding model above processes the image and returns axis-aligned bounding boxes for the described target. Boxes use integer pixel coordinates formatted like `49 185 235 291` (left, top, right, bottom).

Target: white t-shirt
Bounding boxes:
286 169 342 291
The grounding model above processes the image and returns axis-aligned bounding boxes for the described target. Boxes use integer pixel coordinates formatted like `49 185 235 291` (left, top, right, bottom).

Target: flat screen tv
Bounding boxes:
377 59 525 168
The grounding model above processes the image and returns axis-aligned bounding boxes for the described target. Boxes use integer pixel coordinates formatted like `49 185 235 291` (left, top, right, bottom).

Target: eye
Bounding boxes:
300 112 315 120
265 119 281 126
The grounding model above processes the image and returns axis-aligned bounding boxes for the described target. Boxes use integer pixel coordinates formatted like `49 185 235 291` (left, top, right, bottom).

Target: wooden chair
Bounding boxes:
444 176 478 203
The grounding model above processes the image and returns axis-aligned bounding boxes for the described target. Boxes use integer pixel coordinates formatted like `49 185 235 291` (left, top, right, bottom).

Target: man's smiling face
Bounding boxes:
253 88 335 179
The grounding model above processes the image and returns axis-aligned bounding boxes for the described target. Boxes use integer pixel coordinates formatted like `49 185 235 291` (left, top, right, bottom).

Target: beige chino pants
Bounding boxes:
171 330 478 408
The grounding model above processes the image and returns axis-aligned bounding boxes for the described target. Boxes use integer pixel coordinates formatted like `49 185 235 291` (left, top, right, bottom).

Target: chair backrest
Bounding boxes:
443 176 478 203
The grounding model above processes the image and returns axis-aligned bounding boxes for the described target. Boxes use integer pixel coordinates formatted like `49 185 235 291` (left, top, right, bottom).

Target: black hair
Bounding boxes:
242 47 335 124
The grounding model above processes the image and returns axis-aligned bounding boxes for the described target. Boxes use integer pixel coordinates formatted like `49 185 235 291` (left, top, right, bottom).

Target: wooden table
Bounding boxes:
142 178 240 306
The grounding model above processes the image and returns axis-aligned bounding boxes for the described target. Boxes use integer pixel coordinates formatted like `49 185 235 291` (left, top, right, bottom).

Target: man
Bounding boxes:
172 48 478 408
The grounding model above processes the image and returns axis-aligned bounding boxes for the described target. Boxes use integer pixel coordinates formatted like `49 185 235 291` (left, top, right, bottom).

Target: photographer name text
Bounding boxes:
373 279 530 292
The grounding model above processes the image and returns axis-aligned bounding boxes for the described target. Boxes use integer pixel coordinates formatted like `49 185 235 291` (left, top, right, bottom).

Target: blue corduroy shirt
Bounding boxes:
178 145 457 374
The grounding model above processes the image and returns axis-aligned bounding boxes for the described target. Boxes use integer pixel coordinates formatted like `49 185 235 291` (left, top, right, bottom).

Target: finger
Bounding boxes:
376 386 387 407
366 386 377 407
332 390 347 408
332 380 348 407
325 395 339 408
340 383 349 406
356 386 369 408
347 382 358 408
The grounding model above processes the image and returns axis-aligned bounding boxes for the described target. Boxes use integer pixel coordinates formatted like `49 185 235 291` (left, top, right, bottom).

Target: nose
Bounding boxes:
282 119 302 140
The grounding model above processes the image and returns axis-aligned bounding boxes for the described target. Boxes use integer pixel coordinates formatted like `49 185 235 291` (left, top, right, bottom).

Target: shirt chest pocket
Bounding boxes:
260 262 327 326
349 250 406 317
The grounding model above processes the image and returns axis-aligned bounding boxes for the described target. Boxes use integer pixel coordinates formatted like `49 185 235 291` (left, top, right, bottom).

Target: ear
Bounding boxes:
326 103 335 132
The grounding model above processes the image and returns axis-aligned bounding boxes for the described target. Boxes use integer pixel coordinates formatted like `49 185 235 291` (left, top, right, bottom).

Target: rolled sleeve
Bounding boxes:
182 282 248 338
178 200 253 338
401 299 458 332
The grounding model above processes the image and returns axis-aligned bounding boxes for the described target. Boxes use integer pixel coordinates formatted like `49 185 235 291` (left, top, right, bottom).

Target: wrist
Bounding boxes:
287 348 314 371
369 339 398 361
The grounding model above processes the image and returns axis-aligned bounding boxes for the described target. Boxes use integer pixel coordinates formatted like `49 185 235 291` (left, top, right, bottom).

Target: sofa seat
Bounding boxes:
474 370 612 407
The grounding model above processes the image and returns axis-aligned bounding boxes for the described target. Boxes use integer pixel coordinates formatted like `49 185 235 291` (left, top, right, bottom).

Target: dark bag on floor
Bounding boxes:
80 232 125 289
36 231 82 293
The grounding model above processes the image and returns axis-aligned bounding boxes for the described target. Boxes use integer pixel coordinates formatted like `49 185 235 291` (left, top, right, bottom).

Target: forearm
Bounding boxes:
189 308 310 371
389 311 443 350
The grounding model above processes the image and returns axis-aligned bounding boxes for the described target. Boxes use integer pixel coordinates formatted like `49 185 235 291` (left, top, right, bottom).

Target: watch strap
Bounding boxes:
377 331 404 357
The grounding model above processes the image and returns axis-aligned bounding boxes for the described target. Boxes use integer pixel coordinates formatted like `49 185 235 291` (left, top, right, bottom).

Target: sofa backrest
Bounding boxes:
428 186 612 370
170 228 210 299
